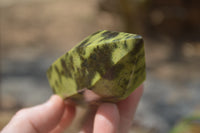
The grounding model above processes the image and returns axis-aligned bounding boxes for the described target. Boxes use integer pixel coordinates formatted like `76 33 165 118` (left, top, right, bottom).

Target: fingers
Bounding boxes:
80 106 97 133
25 95 66 133
117 85 144 133
80 85 143 133
50 102 76 133
1 95 75 133
2 85 143 133
93 103 120 133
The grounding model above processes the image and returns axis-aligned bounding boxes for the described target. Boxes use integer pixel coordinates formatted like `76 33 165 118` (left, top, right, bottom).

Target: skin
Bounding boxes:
1 85 143 133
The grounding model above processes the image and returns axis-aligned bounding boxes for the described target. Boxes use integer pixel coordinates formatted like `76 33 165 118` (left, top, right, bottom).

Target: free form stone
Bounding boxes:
47 30 146 103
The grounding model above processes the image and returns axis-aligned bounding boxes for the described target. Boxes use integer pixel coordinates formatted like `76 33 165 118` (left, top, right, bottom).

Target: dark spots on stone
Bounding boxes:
133 76 139 85
47 66 53 79
124 41 128 49
72 65 75 71
132 67 145 85
124 72 128 75
52 86 56 93
133 57 139 65
83 50 86 55
64 69 72 78
126 54 137 65
76 47 86 56
126 41 144 65
113 43 117 48
103 64 124 80
77 68 81 73
61 59 67 72
102 31 119 40
87 72 96 85
112 38 120 43
80 55 84 61
90 54 96 60
60 59 72 78
135 52 145 64
124 33 130 37
65 52 69 58
74 43 115 90
70 56 74 64
48 66 53 73
98 38 105 43
134 64 145 75
79 38 90 47
55 66 62 83
137 51 145 59
89 44 114 76
91 30 102 36
130 38 143 56
61 70 65 75
81 59 88 68
118 78 128 88
55 66 60 74
125 35 132 40
102 72 114 80
55 80 59 87
78 38 92 47
74 67 96 90
123 78 129 87
85 42 92 47
135 38 143 47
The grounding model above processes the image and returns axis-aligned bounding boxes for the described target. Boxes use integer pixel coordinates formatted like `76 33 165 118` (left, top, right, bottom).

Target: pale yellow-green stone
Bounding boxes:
47 30 146 103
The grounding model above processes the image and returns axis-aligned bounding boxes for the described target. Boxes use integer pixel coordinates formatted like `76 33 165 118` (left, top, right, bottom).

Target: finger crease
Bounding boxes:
28 119 41 133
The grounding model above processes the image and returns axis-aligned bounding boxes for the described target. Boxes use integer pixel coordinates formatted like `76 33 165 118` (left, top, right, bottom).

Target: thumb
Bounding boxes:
2 95 66 133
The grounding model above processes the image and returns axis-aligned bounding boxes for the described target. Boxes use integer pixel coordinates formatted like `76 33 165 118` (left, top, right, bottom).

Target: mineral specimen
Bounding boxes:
47 30 146 103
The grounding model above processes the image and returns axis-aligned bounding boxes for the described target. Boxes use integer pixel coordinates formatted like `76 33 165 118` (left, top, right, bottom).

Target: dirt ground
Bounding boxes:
1 0 200 132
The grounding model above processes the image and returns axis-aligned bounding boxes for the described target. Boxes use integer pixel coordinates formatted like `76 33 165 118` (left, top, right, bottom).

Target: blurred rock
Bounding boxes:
134 74 200 133
169 113 200 133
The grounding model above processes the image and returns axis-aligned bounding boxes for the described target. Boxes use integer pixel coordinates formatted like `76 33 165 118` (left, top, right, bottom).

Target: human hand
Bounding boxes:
1 94 75 133
1 85 143 133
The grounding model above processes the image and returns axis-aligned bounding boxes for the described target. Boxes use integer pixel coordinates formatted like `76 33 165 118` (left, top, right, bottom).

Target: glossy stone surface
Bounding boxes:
47 30 146 103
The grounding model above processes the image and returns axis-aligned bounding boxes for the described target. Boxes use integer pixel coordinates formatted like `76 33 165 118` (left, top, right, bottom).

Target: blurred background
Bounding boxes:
0 0 200 132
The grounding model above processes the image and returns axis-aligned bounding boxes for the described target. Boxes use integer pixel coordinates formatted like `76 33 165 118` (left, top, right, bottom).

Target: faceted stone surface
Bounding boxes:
47 30 146 103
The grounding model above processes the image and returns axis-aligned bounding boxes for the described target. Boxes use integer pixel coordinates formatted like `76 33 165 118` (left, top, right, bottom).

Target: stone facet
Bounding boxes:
47 30 146 103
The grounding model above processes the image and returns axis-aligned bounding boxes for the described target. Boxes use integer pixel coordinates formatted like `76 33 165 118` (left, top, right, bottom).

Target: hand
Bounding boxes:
1 95 75 133
1 85 143 133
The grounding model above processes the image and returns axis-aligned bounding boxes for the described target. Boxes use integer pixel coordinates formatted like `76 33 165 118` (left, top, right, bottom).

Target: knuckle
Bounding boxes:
15 108 28 119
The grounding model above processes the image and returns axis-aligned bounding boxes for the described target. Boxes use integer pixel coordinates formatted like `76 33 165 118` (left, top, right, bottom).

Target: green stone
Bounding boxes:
47 30 146 103
170 114 200 133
